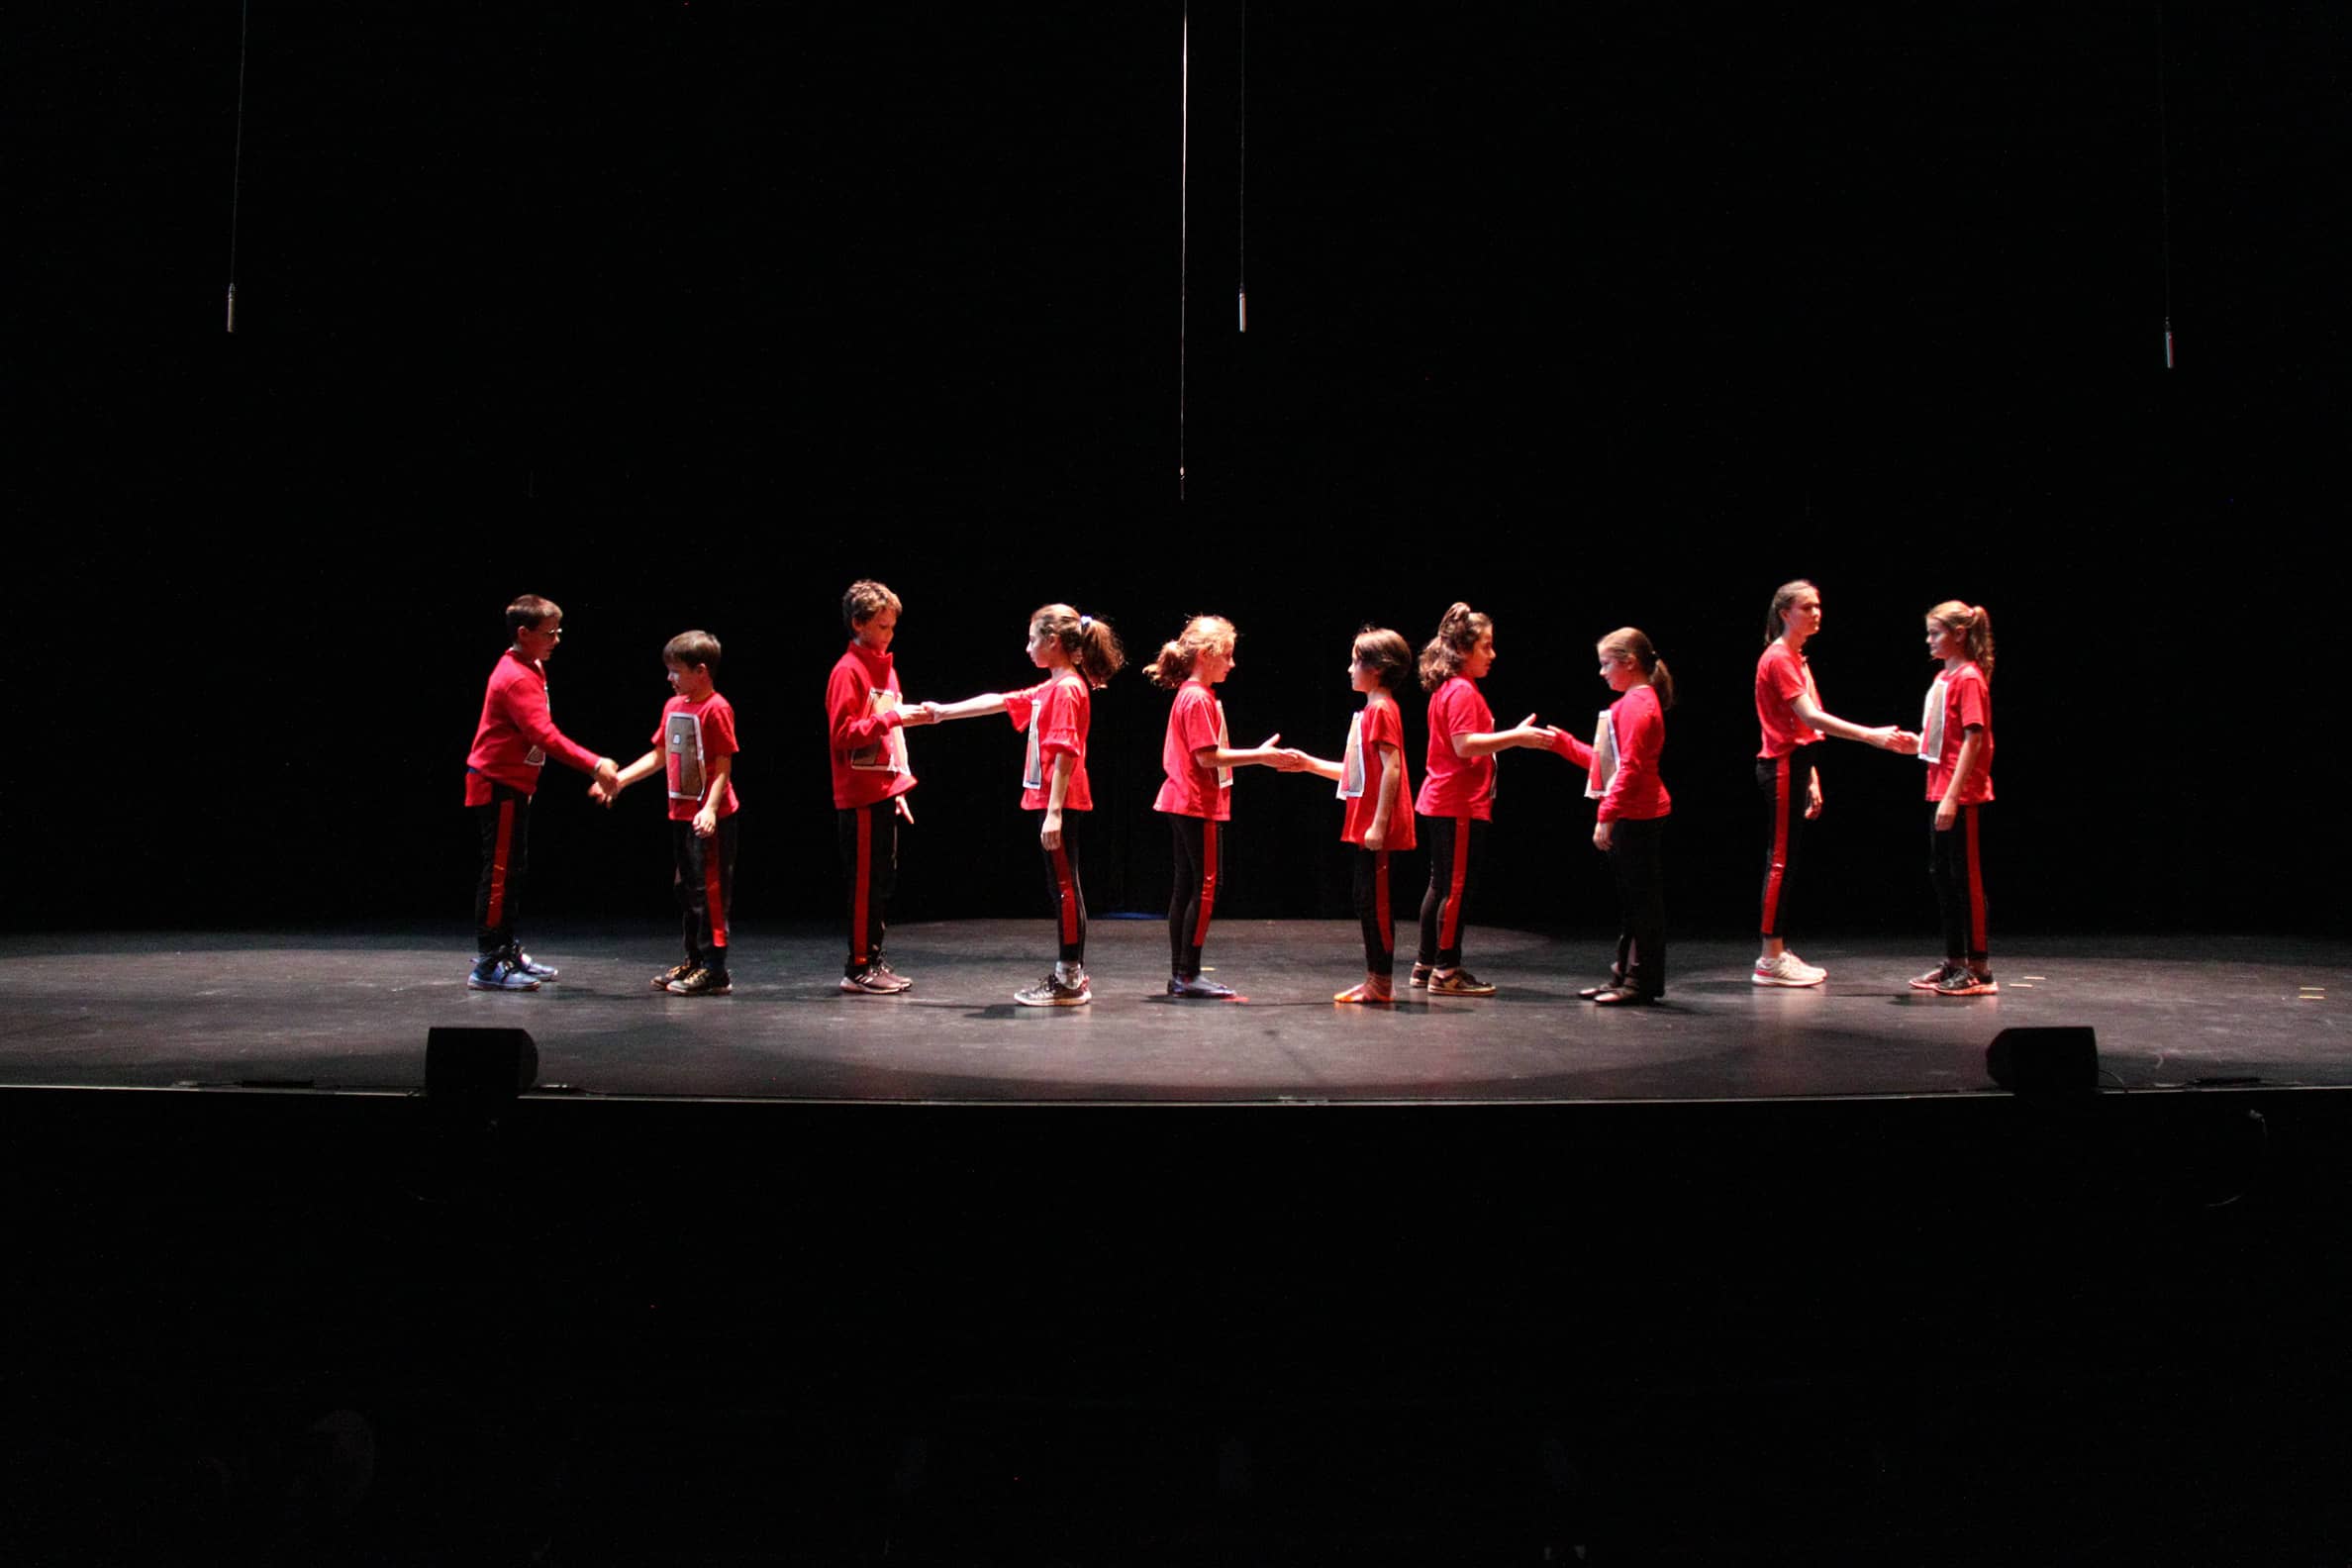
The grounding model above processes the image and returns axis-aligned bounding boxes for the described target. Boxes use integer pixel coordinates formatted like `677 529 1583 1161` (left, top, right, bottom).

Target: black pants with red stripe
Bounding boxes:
1166 814 1225 977
835 801 900 976
1352 846 1397 977
1608 815 1668 996
471 782 534 958
1416 813 1488 970
1040 811 1089 965
673 815 739 981
1755 755 1812 940
1928 803 1990 965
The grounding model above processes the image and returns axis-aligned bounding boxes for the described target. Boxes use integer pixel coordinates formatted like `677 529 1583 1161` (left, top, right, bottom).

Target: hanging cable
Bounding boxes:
226 0 251 333
1179 4 1190 498
2156 0 2174 368
1236 0 1247 333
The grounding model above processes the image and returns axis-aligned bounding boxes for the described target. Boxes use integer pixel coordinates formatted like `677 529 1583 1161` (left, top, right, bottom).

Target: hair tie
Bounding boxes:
1079 615 1093 632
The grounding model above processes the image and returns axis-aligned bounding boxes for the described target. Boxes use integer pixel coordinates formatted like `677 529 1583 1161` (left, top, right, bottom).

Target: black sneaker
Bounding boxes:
1409 963 1433 989
651 962 696 991
666 967 733 996
1167 975 1237 999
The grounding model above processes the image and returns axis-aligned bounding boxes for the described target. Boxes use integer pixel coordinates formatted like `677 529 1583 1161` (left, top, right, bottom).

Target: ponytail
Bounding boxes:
1033 602 1127 689
1418 602 1494 691
1927 600 1996 682
1600 626 1674 711
1144 615 1235 691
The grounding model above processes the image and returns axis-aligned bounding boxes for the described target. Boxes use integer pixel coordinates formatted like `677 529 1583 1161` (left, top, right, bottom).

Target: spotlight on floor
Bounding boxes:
1986 1026 2097 1095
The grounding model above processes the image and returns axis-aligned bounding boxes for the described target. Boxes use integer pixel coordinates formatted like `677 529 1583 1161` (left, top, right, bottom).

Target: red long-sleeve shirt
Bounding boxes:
464 649 603 805
826 640 918 810
1550 683 1671 823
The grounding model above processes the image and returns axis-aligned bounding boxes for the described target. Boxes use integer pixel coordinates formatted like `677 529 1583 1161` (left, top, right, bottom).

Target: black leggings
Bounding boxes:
1416 813 1488 969
1927 803 1990 964
1352 847 1397 977
1039 810 1088 965
1607 816 1667 996
1166 814 1225 978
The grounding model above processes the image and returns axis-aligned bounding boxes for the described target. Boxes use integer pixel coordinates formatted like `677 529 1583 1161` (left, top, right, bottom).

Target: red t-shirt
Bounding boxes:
1416 676 1496 821
463 648 604 805
1754 641 1824 759
1923 661 1995 804
1339 695 1418 848
651 692 740 823
1549 684 1671 823
826 641 917 811
1005 673 1093 812
1152 678 1231 821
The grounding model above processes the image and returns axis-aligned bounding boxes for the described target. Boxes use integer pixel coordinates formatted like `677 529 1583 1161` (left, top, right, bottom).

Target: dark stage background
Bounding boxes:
12 2 2342 939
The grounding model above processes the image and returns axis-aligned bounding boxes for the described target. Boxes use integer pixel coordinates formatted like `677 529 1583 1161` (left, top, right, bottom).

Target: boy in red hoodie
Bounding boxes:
827 581 936 993
462 595 619 992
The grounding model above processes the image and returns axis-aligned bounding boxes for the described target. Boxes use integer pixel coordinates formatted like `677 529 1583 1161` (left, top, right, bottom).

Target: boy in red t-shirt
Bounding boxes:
462 594 620 992
826 580 938 995
605 631 742 996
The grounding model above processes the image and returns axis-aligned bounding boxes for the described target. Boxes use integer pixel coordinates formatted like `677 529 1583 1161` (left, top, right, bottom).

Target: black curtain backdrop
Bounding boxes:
11 2 2340 938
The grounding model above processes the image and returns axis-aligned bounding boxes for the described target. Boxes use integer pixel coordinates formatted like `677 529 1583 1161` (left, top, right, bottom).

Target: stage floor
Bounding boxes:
2 922 2341 1102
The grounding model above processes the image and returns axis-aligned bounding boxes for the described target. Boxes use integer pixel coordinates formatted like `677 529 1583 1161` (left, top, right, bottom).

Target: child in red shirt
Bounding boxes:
1285 628 1421 1004
925 604 1126 1006
825 580 939 995
1412 603 1560 997
1750 579 1917 989
1144 616 1301 999
1548 628 1676 1004
461 594 620 992
1912 600 1999 996
605 631 742 996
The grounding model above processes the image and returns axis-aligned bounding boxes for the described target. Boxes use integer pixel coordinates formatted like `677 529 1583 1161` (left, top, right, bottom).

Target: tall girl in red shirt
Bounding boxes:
1912 600 1998 996
1413 603 1561 997
1285 627 1420 1004
1144 616 1301 999
1752 579 1916 988
1548 628 1675 1004
925 604 1126 1007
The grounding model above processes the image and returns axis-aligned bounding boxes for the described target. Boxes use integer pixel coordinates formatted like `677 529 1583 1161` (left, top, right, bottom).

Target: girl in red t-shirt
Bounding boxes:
1144 615 1303 1000
1912 600 1999 996
924 603 1127 1007
1751 579 1918 989
1549 628 1675 1004
1287 627 1421 1003
1411 603 1561 997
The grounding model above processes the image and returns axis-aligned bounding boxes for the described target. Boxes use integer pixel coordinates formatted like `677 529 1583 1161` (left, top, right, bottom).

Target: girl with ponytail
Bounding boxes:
1145 616 1304 999
1410 603 1561 997
923 603 1127 1006
1911 601 1999 996
1547 629 1676 1004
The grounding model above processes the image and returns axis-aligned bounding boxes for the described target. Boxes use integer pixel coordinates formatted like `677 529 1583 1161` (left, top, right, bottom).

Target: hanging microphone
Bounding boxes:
226 283 238 335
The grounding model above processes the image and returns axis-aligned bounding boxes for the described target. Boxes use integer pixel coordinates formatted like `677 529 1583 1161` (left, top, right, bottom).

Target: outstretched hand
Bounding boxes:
1517 714 1563 748
1891 730 1921 756
900 701 937 728
1261 734 1308 771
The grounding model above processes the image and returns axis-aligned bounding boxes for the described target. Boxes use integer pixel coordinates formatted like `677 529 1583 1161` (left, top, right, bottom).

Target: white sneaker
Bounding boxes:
1752 951 1827 988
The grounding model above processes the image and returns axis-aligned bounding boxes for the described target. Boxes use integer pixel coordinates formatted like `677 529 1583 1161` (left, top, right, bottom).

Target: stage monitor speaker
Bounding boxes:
426 1026 539 1107
1986 1026 2097 1095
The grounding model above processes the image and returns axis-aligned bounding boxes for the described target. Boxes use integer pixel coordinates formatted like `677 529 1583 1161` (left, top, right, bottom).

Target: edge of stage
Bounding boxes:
1 921 2344 1103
